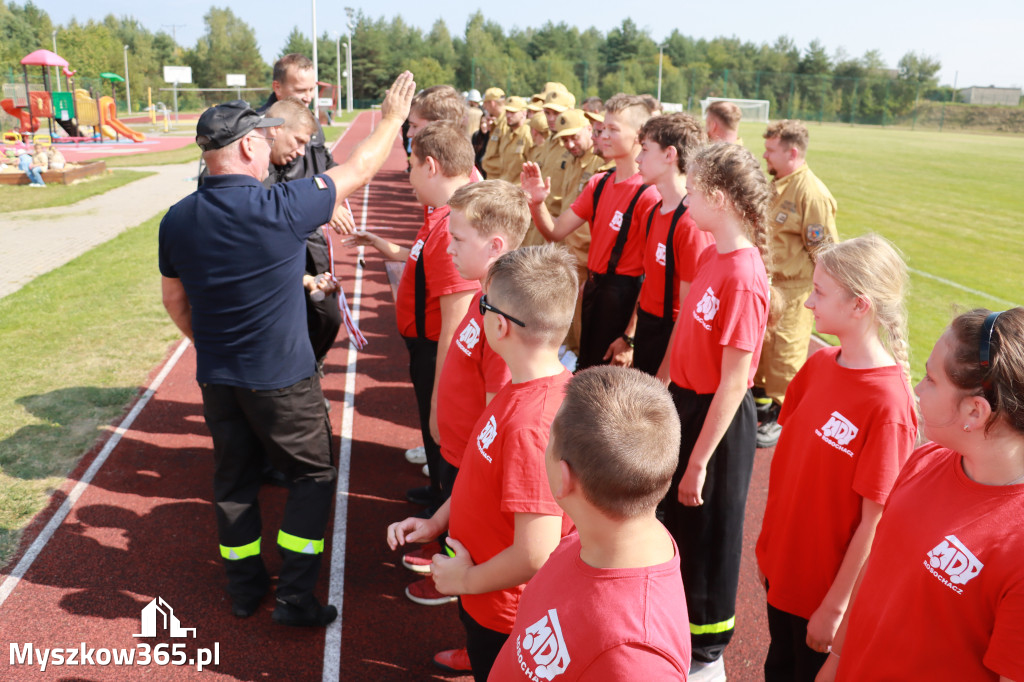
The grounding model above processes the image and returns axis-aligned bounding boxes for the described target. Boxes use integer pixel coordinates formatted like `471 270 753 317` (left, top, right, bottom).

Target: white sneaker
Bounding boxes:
689 656 726 682
421 464 430 478
405 445 426 464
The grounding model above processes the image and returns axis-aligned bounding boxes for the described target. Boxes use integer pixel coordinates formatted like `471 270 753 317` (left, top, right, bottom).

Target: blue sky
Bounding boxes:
43 0 1023 89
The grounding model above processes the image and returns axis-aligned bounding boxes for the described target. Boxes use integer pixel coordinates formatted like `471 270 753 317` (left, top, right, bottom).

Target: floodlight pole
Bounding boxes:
345 7 354 112
52 30 61 91
311 0 319 119
657 45 664 103
335 33 342 117
124 45 132 114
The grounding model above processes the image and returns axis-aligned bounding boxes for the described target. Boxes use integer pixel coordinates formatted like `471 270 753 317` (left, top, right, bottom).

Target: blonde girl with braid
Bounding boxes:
755 233 917 682
661 142 773 680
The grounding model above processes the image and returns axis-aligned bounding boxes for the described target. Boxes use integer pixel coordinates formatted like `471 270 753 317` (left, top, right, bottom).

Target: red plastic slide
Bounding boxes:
98 95 145 142
0 98 38 133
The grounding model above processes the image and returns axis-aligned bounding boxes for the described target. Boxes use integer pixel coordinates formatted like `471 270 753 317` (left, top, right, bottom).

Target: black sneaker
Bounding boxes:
232 593 264 619
756 402 782 449
272 596 338 627
406 485 434 507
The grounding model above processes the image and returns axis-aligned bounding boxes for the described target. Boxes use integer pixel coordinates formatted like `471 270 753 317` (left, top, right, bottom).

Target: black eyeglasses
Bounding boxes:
479 294 526 327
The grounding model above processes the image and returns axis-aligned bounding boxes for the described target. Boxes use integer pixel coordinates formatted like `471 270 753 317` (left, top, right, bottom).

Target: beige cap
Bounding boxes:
504 96 530 112
543 89 576 113
583 109 605 124
483 87 505 102
526 100 544 113
529 111 549 133
553 109 589 138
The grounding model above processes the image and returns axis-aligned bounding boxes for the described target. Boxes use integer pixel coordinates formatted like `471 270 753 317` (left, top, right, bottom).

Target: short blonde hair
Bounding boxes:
604 93 651 132
410 122 474 178
550 366 680 518
485 244 578 347
411 85 467 126
267 97 316 134
448 180 530 248
763 119 809 154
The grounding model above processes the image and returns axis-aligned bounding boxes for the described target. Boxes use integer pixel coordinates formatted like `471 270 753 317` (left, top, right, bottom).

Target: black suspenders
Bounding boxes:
645 199 689 319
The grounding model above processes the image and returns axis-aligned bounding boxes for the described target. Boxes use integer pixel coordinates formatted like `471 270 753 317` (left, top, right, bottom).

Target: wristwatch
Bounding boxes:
621 334 635 348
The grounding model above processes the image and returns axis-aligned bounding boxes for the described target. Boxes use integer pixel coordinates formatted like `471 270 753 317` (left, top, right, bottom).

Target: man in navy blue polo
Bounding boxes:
159 72 415 627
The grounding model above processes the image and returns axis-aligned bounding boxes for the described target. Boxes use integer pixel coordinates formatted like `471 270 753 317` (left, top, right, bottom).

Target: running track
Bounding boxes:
0 111 771 681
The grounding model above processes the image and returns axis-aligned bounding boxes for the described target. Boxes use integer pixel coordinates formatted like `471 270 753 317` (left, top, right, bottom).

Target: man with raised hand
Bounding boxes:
159 72 415 628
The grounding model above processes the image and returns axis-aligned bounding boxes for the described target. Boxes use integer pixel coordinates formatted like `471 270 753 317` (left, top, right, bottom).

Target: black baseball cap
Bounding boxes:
196 100 284 151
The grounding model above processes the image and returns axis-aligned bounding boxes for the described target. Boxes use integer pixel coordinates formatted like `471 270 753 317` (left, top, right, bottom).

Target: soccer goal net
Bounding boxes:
700 97 771 123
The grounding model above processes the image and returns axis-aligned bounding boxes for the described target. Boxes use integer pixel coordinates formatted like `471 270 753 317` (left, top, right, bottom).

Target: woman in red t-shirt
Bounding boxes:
662 142 773 678
817 307 1024 682
755 235 917 682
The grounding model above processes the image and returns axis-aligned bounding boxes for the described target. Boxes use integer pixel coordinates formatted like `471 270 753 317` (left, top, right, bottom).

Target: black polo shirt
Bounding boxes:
159 173 336 390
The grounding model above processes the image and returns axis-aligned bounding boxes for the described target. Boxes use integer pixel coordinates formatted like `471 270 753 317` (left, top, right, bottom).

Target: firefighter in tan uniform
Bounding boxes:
479 87 507 179
551 108 614 357
495 96 533 183
755 119 838 447
521 89 577 247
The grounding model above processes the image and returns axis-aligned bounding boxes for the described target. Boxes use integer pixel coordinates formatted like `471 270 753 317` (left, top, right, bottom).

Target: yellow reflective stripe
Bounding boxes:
220 538 261 560
277 530 324 555
689 617 735 635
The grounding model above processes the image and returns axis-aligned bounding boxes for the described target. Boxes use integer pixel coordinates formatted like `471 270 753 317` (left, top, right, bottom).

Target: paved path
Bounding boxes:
0 162 198 300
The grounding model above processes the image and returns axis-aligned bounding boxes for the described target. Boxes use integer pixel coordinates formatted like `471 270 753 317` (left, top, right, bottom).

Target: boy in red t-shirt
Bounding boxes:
522 94 660 371
400 180 532 672
489 366 692 680
633 113 714 380
388 245 579 681
348 122 478 514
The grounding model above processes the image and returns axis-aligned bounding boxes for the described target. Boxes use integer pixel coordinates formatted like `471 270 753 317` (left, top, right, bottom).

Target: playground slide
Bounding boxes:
0 98 38 133
56 118 82 138
98 95 145 142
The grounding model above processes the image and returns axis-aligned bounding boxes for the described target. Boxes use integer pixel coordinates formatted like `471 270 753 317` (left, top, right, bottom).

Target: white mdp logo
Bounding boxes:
928 535 984 587
477 415 498 461
459 319 481 351
820 412 859 446
521 609 571 680
133 597 196 638
409 239 425 261
609 210 624 232
655 243 667 267
694 287 720 322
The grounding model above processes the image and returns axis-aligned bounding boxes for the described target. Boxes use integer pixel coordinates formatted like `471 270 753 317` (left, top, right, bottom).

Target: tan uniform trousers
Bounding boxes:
753 281 814 404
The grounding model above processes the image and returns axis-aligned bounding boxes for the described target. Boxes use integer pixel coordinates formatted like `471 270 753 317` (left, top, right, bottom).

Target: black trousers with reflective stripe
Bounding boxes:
579 272 642 371
662 383 756 663
201 375 337 601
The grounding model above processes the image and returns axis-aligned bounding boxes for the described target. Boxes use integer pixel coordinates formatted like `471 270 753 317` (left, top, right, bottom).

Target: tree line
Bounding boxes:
3 1 952 123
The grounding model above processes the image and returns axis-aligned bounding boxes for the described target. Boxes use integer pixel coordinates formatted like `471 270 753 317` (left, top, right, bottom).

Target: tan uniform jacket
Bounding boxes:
480 116 509 180
496 123 533 184
768 164 838 284
558 150 613 270
466 106 483 139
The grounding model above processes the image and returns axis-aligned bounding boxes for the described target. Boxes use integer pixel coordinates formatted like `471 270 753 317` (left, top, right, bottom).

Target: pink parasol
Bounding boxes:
21 49 69 67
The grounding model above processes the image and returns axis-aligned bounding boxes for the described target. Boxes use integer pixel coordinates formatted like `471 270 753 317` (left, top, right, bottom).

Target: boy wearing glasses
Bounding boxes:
388 244 579 681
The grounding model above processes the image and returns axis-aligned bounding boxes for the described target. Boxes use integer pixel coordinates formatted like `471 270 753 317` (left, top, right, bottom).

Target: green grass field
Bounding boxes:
736 121 1024 381
0 170 154 213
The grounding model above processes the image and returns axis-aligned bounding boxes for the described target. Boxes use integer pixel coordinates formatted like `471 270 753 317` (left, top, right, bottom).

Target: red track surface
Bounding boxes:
0 111 772 681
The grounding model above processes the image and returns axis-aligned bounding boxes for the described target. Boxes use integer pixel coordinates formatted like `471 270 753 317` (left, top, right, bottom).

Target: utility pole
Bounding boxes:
311 0 319 119
345 7 354 112
162 24 186 56
124 45 132 114
52 30 61 91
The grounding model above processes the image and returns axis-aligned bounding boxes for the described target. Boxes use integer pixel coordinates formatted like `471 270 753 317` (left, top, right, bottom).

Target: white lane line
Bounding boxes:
0 338 191 609
908 267 1018 308
322 109 377 682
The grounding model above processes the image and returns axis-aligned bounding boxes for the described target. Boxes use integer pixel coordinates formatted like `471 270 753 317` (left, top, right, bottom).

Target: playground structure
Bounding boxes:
1 49 144 144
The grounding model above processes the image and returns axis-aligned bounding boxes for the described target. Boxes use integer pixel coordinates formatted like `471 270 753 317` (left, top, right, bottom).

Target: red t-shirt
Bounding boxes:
668 245 769 394
570 171 660 276
488 531 691 681
836 443 1024 681
637 201 714 319
755 346 917 619
449 370 575 633
395 206 479 339
436 292 511 466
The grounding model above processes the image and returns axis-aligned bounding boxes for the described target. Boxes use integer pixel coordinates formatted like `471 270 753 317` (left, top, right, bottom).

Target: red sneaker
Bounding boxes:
433 647 472 673
405 575 457 606
401 541 440 574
